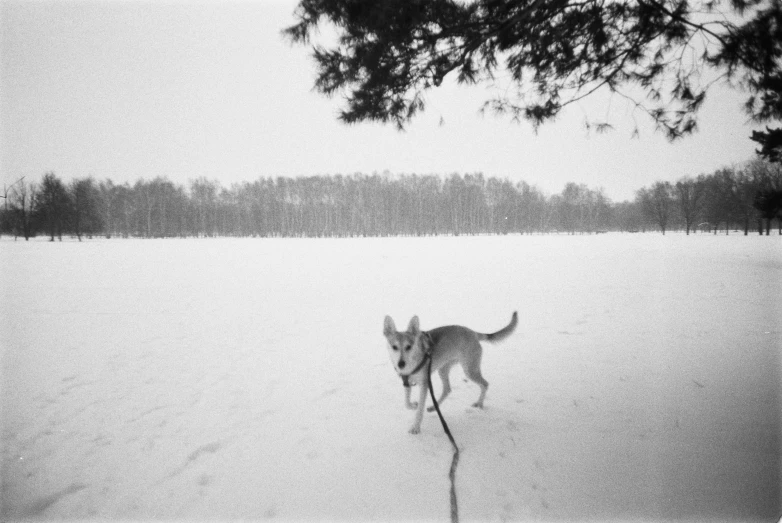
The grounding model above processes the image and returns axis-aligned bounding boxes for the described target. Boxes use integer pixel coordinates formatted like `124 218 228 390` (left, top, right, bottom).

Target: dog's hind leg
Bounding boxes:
464 356 489 409
427 361 454 412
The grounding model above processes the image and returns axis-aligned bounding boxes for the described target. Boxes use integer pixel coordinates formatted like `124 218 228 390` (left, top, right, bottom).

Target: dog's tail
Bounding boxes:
476 311 518 343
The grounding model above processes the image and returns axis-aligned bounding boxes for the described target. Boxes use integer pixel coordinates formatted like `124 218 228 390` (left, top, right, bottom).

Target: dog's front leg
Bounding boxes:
404 386 418 410
409 376 429 434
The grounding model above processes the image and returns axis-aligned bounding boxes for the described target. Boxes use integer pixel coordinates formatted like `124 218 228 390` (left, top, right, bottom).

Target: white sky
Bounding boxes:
0 0 765 202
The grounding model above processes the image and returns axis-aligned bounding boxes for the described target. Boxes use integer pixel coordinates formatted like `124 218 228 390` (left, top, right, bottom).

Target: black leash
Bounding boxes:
426 353 460 523
397 333 460 523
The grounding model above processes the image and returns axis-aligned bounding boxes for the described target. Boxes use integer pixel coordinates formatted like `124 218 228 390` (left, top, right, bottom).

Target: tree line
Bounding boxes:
1 160 780 240
632 159 782 236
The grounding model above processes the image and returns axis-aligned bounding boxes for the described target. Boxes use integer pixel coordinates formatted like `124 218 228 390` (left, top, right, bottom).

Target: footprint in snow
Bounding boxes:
14 483 87 518
164 441 222 480
198 474 212 487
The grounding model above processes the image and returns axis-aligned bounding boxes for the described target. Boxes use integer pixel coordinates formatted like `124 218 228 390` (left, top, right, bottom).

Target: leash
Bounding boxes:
424 339 460 523
396 332 461 523
426 354 458 450
427 354 460 523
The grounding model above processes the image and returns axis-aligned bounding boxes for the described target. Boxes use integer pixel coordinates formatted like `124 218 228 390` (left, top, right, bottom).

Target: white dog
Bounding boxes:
383 312 518 434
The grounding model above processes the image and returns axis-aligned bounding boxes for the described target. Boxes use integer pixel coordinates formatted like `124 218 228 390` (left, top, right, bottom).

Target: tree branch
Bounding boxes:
1 176 26 200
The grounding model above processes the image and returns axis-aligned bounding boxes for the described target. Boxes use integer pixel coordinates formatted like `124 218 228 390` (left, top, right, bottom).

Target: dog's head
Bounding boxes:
383 315 428 374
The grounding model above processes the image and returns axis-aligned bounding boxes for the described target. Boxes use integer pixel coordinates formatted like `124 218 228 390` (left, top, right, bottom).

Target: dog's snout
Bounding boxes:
398 360 406 369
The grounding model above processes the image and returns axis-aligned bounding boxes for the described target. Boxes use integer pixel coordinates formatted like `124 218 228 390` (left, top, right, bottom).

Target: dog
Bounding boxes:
383 311 518 434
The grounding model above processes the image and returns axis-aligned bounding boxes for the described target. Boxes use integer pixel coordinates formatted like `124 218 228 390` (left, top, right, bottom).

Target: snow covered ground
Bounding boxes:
1 233 780 522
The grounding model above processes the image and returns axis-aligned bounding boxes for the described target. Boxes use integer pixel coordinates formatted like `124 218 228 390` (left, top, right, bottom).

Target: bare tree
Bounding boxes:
675 176 706 235
190 178 218 237
1 176 27 237
702 169 739 234
750 161 782 234
70 177 102 241
37 172 70 241
98 179 116 238
734 161 766 235
559 183 583 234
9 178 37 240
639 181 674 234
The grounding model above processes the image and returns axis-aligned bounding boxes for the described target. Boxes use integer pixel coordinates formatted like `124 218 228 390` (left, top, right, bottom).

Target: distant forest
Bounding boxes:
2 159 781 240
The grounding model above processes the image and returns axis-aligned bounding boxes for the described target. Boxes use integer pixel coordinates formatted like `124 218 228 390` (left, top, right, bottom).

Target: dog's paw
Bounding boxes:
472 402 485 409
406 402 418 410
409 426 421 435
427 406 437 412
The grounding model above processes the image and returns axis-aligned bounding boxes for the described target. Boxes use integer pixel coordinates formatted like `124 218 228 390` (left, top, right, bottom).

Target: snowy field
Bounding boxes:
1 233 780 522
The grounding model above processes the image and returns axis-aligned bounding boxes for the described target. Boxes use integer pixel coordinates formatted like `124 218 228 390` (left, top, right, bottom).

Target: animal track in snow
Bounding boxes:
12 483 87 518
164 441 223 479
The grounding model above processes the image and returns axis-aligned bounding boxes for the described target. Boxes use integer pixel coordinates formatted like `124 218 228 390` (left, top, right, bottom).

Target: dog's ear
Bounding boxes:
383 316 396 337
407 315 420 335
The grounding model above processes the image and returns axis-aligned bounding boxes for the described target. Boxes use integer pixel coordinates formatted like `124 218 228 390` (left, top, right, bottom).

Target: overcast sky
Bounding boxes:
0 0 765 202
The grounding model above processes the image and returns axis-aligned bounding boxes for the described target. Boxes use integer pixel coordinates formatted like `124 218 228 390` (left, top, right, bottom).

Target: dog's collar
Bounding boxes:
399 353 431 387
399 332 433 388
